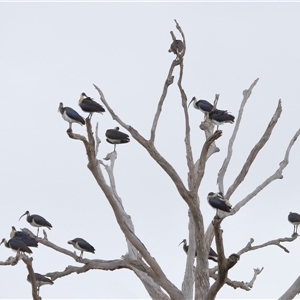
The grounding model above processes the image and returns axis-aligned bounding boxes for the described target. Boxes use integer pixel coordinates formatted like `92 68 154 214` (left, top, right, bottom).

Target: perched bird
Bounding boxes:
188 97 213 114
68 238 95 258
78 92 105 118
178 239 218 262
288 212 300 235
58 102 85 131
105 127 130 151
0 238 32 254
168 40 184 57
19 211 52 237
10 226 38 248
27 273 54 296
207 192 232 214
208 109 235 129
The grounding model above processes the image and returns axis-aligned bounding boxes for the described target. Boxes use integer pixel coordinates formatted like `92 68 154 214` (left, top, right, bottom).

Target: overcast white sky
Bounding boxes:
1 2 300 299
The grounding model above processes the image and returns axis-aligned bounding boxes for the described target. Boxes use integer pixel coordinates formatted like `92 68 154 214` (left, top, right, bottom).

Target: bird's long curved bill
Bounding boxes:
19 212 27 221
178 240 184 247
187 99 193 108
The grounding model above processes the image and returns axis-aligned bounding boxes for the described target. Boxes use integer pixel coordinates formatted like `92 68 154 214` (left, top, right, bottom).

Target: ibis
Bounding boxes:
288 212 300 235
188 97 213 114
27 273 54 296
19 211 52 237
68 238 95 258
0 238 32 254
208 109 235 129
105 127 130 151
78 92 105 118
58 102 85 131
10 226 38 248
168 40 184 56
179 239 218 262
207 192 232 214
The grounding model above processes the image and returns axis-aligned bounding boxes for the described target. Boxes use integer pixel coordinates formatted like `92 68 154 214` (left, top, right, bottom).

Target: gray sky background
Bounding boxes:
1 2 300 299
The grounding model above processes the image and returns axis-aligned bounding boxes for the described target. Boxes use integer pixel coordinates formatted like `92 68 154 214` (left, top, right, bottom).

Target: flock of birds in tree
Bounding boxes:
59 92 130 151
169 39 300 258
0 211 95 295
3 40 298 295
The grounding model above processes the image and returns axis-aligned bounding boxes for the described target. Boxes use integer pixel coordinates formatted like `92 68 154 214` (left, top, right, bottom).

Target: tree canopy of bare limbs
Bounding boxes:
2 20 300 300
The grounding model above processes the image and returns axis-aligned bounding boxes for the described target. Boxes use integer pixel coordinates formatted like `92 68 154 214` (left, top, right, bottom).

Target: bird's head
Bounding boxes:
58 102 63 114
79 92 87 104
114 127 120 131
68 240 74 245
207 192 215 199
178 239 186 247
188 97 196 108
10 226 17 238
19 211 29 221
0 238 6 245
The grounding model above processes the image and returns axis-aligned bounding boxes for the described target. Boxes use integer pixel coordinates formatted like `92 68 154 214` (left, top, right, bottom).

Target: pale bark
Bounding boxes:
279 276 300 300
217 78 259 194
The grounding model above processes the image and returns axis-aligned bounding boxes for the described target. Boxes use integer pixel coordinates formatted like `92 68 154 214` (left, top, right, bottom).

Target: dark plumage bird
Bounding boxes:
105 127 130 151
27 273 54 296
179 239 218 262
168 40 184 56
10 226 38 248
207 192 232 214
78 92 105 118
68 238 95 258
188 97 213 114
19 211 52 237
208 109 235 129
288 212 300 235
0 238 32 254
58 102 85 130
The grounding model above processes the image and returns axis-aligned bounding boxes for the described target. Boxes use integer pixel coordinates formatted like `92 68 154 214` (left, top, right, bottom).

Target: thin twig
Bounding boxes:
217 78 259 193
226 99 282 199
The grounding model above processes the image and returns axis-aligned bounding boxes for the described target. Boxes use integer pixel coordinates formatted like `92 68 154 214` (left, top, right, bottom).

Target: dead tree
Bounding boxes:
2 19 300 300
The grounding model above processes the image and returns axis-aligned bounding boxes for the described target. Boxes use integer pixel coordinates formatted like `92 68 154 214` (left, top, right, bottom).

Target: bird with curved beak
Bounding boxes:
10 226 38 248
207 192 232 215
168 40 184 58
288 212 300 235
188 97 214 114
68 237 95 258
178 238 218 262
58 102 85 131
78 92 105 118
27 273 54 296
105 127 130 151
19 211 52 237
0 237 32 254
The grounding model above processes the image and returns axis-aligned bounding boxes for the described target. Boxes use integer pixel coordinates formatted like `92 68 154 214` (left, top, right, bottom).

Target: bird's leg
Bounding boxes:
37 286 40 296
69 123 72 130
114 144 116 152
37 228 39 237
80 250 83 258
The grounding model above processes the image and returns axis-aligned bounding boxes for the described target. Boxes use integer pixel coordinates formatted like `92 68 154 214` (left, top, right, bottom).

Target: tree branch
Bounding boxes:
206 217 239 300
217 78 259 194
22 256 39 300
67 117 184 299
231 127 300 214
193 130 222 191
209 266 263 291
279 275 300 300
237 236 298 256
150 60 178 143
226 99 282 199
177 60 194 186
